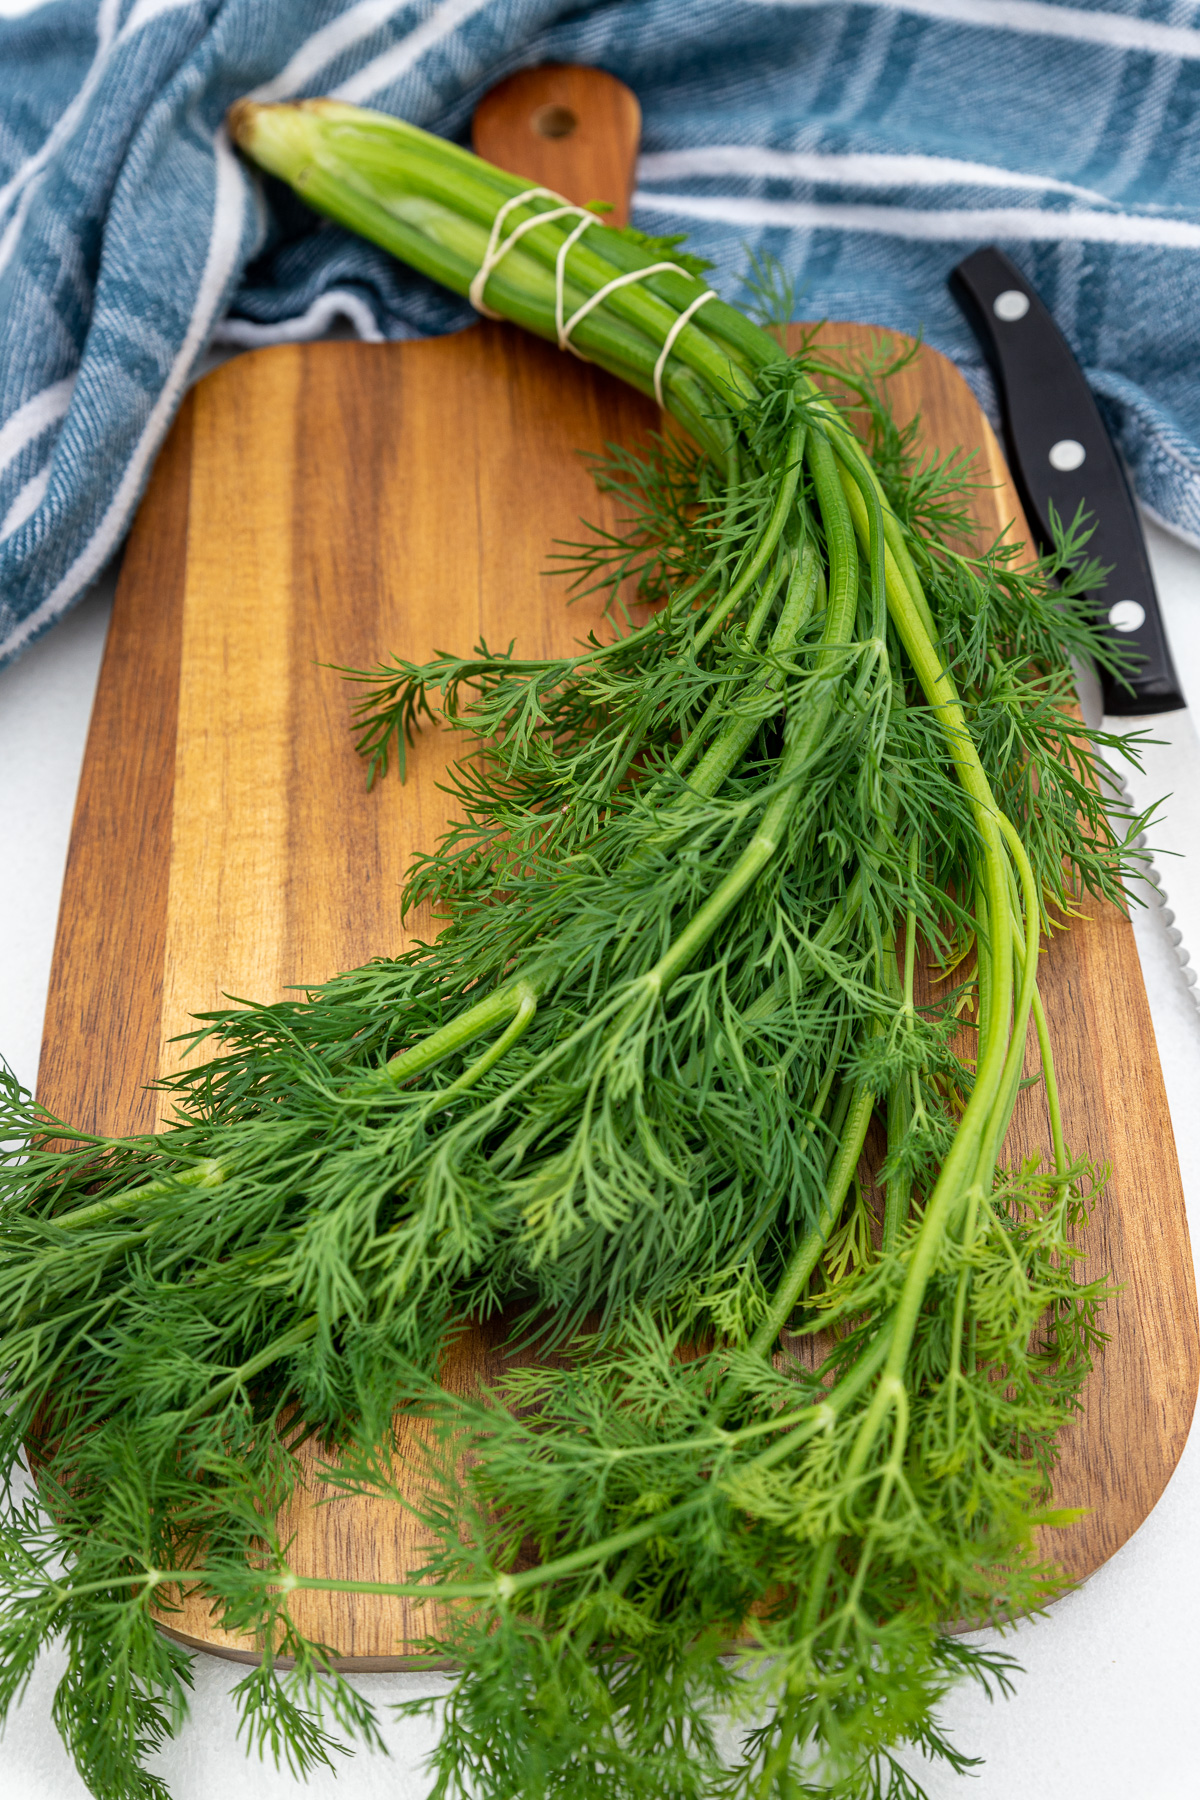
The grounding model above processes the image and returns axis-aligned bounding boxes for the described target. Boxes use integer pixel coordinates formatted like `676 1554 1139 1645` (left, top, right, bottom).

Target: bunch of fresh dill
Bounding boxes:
0 102 1150 1800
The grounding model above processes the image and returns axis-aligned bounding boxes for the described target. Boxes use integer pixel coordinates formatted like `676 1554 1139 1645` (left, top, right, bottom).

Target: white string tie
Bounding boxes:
554 210 599 350
651 288 716 406
469 186 588 316
557 261 694 356
468 185 716 396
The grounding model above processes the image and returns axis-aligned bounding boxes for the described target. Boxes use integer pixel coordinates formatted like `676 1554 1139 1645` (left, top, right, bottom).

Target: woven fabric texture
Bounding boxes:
4 0 1200 664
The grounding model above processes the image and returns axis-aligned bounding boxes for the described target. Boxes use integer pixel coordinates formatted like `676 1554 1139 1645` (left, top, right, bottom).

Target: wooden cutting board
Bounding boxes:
38 68 1198 1669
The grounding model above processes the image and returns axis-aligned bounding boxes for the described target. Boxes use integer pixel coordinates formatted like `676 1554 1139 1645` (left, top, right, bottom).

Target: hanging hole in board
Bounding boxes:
532 103 578 139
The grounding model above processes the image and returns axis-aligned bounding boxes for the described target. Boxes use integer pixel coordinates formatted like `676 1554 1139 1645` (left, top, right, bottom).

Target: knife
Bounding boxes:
950 244 1200 994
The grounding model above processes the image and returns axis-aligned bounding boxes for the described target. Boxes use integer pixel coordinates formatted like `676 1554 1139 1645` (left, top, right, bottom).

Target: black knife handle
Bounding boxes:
949 246 1182 715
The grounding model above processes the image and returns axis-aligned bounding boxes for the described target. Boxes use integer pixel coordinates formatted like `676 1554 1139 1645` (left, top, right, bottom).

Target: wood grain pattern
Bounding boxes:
37 71 1198 1669
472 64 641 227
38 395 192 1139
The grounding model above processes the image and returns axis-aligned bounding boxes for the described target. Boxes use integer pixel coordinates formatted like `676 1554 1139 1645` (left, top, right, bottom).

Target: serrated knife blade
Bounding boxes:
950 245 1200 999
1099 707 1200 994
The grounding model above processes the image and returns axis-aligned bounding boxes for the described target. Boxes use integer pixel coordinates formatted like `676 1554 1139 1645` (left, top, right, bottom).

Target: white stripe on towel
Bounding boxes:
634 189 1200 250
332 0 498 103
250 0 417 104
637 146 1124 211
1 465 50 541
0 375 76 482
212 286 385 345
743 0 1200 61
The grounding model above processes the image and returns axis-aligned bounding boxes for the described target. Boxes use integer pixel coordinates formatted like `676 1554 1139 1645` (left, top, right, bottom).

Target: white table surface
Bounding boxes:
2 518 1199 1800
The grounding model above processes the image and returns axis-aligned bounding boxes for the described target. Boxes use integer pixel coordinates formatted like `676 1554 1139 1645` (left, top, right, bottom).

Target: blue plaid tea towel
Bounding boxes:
4 0 1200 668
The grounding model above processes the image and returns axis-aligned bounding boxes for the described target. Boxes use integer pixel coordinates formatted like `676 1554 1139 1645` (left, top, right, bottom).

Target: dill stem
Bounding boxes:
626 438 863 1342
946 1184 982 1448
670 549 792 781
975 812 1043 1183
747 1328 893 1479
644 792 802 1000
1000 883 1069 1184
368 975 547 1094
638 439 857 999
881 838 928 1252
142 1336 897 1612
173 1504 710 1611
175 1319 319 1429
883 863 916 1251
748 1079 875 1358
691 420 805 652
423 982 538 1112
1032 982 1070 1182
883 1116 913 1257
834 453 886 640
821 415 941 649
43 1157 225 1233
798 1369 910 1637
873 561 1015 1222
680 542 820 797
826 1380 911 1660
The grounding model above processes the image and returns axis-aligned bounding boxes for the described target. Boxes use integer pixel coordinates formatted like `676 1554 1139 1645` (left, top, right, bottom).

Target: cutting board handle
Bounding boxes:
471 64 641 225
